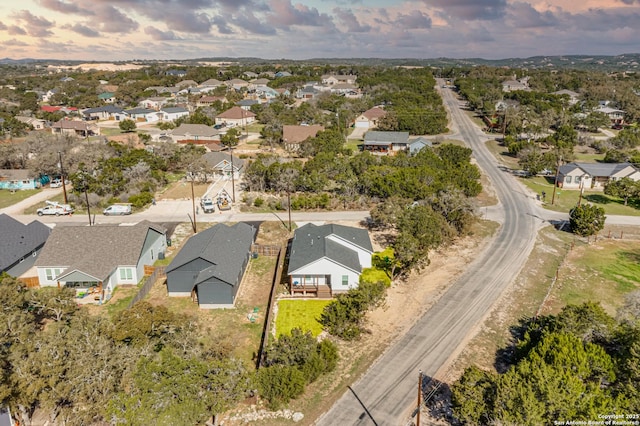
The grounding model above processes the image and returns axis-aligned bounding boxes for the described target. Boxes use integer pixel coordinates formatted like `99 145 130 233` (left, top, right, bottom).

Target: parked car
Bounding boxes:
103 204 132 215
200 196 215 213
37 203 74 216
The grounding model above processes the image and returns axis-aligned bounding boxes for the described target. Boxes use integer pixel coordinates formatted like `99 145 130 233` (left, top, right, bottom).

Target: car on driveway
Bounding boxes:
37 203 74 216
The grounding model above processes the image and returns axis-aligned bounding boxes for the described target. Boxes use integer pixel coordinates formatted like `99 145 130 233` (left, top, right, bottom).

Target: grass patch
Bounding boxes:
573 152 605 162
275 299 331 337
0 189 40 209
159 181 209 200
518 176 640 216
99 127 123 136
345 139 362 153
103 286 138 318
485 139 519 169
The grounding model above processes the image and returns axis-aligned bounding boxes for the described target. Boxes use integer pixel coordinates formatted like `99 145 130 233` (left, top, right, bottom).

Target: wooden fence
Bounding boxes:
255 245 285 370
251 244 280 257
127 266 166 309
19 276 40 288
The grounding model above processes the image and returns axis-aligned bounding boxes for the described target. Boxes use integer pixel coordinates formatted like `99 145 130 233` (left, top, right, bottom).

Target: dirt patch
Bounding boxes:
158 181 209 200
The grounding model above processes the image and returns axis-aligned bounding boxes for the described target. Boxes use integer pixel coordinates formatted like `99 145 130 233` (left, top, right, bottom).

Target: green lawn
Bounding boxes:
573 152 605 162
345 139 362 153
99 127 123 136
519 176 640 216
275 299 331 337
0 189 40 209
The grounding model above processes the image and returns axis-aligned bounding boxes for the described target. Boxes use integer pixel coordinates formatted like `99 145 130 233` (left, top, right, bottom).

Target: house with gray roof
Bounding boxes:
82 105 125 121
202 151 245 180
165 223 257 308
159 106 190 122
287 223 373 297
124 108 159 122
408 137 432 155
363 131 410 154
0 169 42 190
35 221 167 301
0 214 51 277
558 162 640 189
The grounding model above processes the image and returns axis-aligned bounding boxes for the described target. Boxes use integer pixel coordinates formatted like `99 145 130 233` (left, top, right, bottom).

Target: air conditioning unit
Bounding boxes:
158 252 165 260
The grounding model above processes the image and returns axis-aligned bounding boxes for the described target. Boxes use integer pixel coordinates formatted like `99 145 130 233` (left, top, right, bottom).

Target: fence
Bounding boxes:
251 244 280 257
19 276 40 288
127 266 166 309
256 245 285 370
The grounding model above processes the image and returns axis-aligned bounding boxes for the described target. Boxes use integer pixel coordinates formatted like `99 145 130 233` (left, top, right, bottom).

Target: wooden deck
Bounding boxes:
290 284 332 298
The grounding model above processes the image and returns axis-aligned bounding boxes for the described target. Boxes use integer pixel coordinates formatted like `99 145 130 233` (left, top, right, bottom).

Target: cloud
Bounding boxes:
0 22 6 31
425 0 508 20
333 8 372 32
268 0 334 28
12 10 55 37
8 26 27 36
212 15 235 34
569 7 640 31
507 2 559 28
395 10 433 29
37 0 94 16
144 26 180 40
93 5 139 33
0 38 30 47
230 11 278 35
62 23 100 37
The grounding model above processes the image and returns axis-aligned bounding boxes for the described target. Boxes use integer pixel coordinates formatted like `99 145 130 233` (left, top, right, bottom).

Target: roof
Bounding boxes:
0 169 34 181
364 131 410 144
237 99 260 107
171 123 219 137
161 106 189 114
83 105 124 114
202 151 245 170
216 106 256 120
52 120 94 130
361 107 386 120
288 223 373 274
98 92 115 99
124 108 156 115
559 162 638 178
35 221 166 282
199 79 223 87
0 214 51 272
283 125 324 144
166 223 256 286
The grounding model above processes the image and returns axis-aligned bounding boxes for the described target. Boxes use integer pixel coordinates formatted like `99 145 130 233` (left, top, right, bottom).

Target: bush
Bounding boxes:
128 191 154 208
256 365 306 410
254 197 264 207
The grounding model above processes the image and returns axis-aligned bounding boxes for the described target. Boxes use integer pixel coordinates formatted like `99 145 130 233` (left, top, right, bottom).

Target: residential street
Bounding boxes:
315 82 550 426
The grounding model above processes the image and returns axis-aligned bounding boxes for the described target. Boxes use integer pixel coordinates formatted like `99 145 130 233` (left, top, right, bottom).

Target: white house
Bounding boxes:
287 223 373 297
354 107 386 129
558 162 640 189
159 106 190 122
34 222 166 302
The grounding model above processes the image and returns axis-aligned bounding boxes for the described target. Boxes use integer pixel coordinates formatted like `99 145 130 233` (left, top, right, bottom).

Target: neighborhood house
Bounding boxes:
0 214 51 277
287 223 373 298
165 223 257 309
34 221 167 302
557 162 640 189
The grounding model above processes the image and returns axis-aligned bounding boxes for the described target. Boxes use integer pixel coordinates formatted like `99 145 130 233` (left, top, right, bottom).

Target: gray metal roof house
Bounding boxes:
165 223 257 309
558 162 640 189
0 214 51 277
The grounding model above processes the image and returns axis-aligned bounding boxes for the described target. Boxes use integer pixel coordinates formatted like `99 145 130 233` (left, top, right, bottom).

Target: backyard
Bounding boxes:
274 299 331 337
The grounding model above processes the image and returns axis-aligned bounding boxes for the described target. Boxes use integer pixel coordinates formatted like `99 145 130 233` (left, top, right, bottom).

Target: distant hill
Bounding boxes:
1 54 639 72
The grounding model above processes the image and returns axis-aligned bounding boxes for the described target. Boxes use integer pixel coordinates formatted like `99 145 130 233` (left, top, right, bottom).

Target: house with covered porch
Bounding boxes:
363 131 410 154
34 221 166 303
557 162 640 189
287 223 373 298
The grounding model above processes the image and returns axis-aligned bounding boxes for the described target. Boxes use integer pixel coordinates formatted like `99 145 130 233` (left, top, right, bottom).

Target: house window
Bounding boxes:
575 176 581 183
342 275 349 286
304 276 313 284
45 268 57 280
119 268 133 280
565 176 572 184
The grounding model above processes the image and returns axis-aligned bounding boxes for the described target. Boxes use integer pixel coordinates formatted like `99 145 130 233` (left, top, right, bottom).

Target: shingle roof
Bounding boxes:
202 151 245 171
52 120 94 131
216 106 256 120
362 107 386 120
83 105 124 114
287 223 372 274
282 125 324 144
161 107 189 114
35 221 166 281
0 214 51 272
559 162 638 178
171 124 219 137
124 108 156 115
364 131 410 144
166 223 256 286
0 169 33 181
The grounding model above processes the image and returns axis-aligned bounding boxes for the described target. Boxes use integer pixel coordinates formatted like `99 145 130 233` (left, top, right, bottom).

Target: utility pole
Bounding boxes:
190 176 197 233
81 171 92 226
230 147 236 203
58 151 68 204
416 370 422 426
551 155 562 205
287 190 292 232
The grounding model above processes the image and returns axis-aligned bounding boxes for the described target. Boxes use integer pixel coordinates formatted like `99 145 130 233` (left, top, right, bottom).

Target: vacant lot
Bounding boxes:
158 180 209 200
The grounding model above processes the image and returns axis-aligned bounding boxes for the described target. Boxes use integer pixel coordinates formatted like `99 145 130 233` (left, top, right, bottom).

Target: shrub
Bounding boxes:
128 191 154 208
256 365 305 410
254 197 264 207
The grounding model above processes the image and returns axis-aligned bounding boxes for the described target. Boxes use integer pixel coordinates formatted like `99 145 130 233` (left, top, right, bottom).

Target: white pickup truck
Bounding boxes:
200 196 215 213
37 202 74 216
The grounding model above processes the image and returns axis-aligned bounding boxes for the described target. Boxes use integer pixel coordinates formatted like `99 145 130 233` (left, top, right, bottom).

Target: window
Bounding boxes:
45 268 55 280
342 275 349 286
565 176 572 184
119 268 133 280
575 176 581 183
304 276 313 284
151 249 154 260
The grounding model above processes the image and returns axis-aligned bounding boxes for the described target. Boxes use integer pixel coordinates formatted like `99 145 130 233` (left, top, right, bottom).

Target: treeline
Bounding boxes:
0 275 340 424
451 301 640 424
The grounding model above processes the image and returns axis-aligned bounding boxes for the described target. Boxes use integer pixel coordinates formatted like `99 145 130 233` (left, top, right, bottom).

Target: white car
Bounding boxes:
37 204 74 216
50 179 69 188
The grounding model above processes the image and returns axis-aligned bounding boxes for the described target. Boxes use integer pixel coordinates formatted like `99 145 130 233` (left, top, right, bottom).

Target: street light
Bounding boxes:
58 151 68 204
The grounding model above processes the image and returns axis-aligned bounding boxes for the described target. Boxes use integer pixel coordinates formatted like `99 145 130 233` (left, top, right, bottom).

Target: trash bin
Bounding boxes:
166 238 172 247
252 252 259 259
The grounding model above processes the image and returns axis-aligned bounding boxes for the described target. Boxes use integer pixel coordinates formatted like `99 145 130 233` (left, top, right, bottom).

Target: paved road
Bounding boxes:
316 82 544 426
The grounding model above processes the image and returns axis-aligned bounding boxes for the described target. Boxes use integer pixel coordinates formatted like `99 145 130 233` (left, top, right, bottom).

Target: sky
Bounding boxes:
0 0 639 61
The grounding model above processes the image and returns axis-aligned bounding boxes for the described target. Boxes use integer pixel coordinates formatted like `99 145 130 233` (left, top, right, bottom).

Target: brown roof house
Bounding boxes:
354 107 386 129
282 124 324 151
51 119 100 137
170 124 220 144
34 221 167 302
215 106 256 127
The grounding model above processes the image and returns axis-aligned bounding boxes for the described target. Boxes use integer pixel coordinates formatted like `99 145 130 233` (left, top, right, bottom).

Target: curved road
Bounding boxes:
316 83 542 425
